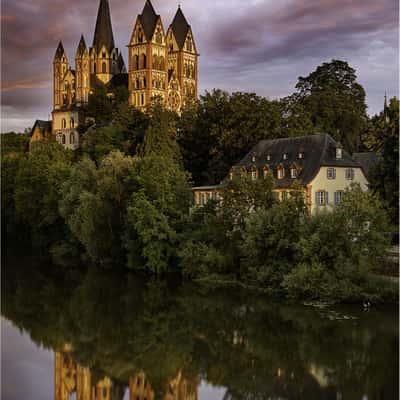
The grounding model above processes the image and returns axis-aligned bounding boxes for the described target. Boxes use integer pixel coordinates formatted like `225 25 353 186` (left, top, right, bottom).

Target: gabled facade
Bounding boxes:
127 1 198 112
192 134 369 213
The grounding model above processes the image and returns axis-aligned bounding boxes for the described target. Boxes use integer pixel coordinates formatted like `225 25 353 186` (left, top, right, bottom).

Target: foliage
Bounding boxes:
293 59 367 152
1 132 29 156
86 84 113 124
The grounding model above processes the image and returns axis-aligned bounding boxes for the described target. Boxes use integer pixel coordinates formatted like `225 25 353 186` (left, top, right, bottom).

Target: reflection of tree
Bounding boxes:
2 258 398 400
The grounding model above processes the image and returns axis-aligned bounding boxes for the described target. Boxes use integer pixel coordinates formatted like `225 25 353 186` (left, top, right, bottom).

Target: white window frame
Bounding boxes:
327 168 336 180
334 191 343 205
281 191 288 201
291 168 297 179
336 147 343 159
345 168 354 180
277 167 285 179
316 191 327 206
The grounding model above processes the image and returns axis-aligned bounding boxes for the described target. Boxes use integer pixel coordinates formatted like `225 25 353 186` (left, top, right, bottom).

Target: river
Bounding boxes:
1 257 398 399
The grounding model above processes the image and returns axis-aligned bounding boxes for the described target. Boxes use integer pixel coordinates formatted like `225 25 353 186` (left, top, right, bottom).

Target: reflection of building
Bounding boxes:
54 348 198 400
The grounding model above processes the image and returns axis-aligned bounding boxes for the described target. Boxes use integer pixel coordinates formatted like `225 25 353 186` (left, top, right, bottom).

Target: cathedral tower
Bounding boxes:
75 35 90 106
166 6 198 109
90 0 121 85
128 0 168 110
53 41 69 111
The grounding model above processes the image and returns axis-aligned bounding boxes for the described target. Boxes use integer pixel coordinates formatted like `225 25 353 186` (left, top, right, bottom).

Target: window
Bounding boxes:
281 191 288 201
277 166 285 179
291 168 297 179
316 191 328 206
345 168 354 180
102 52 106 58
70 132 75 144
251 170 257 181
298 152 303 159
141 93 145 105
283 153 287 160
267 154 271 161
327 168 336 179
103 388 107 397
102 62 106 73
336 146 343 159
70 118 74 128
334 191 343 205
62 119 66 129
229 172 233 180
62 134 66 145
263 167 269 178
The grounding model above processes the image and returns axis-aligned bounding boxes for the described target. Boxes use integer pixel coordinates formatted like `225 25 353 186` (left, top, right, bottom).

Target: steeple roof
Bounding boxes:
138 0 159 41
76 35 87 57
170 6 190 49
92 0 115 53
54 41 66 61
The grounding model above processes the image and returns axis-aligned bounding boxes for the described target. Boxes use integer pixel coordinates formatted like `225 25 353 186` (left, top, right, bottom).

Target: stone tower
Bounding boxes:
75 35 90 106
166 6 198 109
53 41 69 111
128 0 168 110
89 0 121 85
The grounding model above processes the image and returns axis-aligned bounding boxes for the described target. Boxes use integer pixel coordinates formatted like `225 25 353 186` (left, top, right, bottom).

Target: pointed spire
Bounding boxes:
384 92 388 109
76 35 87 57
54 41 66 61
93 0 115 53
170 6 190 49
139 0 159 41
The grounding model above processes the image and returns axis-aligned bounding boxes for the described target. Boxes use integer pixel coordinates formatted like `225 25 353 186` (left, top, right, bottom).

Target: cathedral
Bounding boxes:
30 0 198 150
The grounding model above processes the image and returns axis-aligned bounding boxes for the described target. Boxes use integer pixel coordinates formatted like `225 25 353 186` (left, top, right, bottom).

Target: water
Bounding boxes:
1 258 398 400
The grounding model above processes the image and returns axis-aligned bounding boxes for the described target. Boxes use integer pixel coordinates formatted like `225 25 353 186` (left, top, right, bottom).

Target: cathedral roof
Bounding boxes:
30 120 52 137
92 0 115 53
54 41 66 61
76 35 87 57
117 53 126 73
170 7 190 49
139 0 159 41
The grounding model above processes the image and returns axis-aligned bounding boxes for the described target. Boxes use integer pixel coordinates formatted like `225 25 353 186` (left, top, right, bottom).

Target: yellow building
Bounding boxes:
192 134 369 213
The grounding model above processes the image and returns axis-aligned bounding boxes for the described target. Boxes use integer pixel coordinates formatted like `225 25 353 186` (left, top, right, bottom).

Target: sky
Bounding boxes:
1 0 399 132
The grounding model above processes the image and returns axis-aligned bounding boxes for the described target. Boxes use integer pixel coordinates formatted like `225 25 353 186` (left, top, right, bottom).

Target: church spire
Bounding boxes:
139 0 159 41
92 0 115 53
76 35 87 57
54 41 66 61
170 6 190 49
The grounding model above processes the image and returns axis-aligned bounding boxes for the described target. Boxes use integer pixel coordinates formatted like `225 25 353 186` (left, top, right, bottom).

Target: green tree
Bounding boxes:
294 59 367 151
86 84 113 124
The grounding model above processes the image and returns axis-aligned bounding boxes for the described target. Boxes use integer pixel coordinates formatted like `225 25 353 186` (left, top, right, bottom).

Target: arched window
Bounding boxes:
152 55 158 70
70 132 75 144
62 134 66 145
140 54 146 69
159 56 165 70
102 62 106 73
70 118 74 128
156 29 163 44
133 55 139 71
62 119 66 129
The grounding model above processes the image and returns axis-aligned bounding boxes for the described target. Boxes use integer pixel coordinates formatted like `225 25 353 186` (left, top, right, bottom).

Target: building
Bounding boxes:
28 120 52 150
29 0 198 150
192 134 369 213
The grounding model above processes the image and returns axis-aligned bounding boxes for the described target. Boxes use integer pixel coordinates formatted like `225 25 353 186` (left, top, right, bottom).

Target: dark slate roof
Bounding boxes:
76 35 87 57
170 7 190 49
30 120 52 137
92 0 115 53
117 53 126 73
353 152 379 176
139 0 159 41
234 134 361 188
54 41 65 61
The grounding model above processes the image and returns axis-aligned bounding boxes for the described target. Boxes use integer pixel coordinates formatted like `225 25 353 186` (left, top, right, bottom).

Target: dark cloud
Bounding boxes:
1 0 398 132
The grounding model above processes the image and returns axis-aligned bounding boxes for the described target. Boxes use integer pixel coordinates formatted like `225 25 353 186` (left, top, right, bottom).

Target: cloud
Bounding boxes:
1 0 398 131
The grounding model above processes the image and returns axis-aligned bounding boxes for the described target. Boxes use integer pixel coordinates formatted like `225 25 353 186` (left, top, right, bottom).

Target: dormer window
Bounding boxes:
229 171 233 180
336 143 343 159
277 166 285 179
298 152 304 159
283 153 287 160
263 166 269 179
291 168 297 179
251 154 256 163
267 154 271 161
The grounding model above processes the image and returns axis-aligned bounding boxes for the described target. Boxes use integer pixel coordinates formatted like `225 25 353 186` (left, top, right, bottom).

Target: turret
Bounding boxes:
90 0 120 84
75 35 90 105
53 41 68 110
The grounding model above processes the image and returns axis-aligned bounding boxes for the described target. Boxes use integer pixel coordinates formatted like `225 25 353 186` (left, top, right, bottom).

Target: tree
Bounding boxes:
86 84 113 124
14 141 73 248
293 59 368 151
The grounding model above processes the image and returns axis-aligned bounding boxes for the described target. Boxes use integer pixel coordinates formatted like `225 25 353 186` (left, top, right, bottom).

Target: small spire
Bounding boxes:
54 40 66 61
93 0 115 53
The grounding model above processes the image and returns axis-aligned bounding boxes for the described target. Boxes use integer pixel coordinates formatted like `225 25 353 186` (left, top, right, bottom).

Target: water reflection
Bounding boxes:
2 258 399 400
